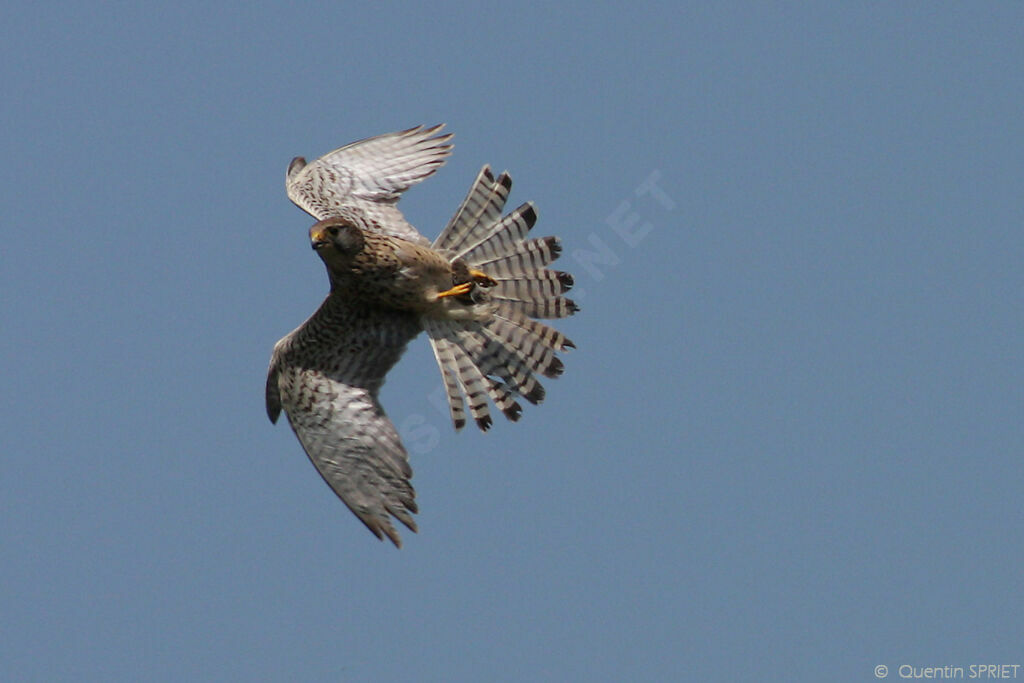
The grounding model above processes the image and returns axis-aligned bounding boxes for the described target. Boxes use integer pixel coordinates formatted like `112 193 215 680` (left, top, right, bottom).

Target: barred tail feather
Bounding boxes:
427 334 466 430
426 319 530 432
495 309 577 352
470 236 564 273
424 167 577 432
433 166 512 255
486 378 523 422
455 322 546 405
495 297 581 320
483 316 565 378
492 269 573 301
450 202 537 263
446 335 495 431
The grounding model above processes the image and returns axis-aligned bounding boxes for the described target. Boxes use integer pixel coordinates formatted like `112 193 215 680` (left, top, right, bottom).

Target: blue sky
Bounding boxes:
2 3 1022 681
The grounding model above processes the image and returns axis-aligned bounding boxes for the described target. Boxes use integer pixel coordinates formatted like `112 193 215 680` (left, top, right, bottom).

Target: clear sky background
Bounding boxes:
2 3 1022 681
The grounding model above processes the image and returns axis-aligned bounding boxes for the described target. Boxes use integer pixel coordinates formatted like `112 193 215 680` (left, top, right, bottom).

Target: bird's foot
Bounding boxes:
469 269 497 287
436 282 474 299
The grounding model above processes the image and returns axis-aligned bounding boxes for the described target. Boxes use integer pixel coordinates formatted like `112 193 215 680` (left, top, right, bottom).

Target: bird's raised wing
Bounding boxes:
286 124 453 244
267 297 423 546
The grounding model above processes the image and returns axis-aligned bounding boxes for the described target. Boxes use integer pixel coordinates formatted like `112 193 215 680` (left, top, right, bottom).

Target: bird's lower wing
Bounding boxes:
284 371 418 545
268 299 422 546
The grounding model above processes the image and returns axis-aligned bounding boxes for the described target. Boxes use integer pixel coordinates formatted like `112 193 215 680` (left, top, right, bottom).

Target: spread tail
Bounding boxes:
425 166 577 431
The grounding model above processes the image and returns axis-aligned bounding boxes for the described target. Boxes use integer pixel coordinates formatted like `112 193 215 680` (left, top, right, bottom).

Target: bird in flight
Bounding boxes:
267 125 577 546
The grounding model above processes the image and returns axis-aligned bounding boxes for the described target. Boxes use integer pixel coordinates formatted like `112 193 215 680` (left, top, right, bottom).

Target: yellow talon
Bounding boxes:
436 282 474 299
469 269 497 287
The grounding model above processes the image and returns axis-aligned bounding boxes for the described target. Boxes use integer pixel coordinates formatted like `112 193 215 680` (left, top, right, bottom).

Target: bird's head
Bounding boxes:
310 217 366 260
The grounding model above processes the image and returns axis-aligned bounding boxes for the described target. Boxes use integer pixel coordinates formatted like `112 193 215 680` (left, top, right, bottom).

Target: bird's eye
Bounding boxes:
327 226 340 237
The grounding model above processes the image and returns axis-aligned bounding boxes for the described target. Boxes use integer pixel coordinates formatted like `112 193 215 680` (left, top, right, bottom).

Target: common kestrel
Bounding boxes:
266 125 577 546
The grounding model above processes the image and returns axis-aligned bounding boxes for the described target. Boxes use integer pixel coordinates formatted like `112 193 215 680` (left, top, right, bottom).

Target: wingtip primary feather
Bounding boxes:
266 366 282 423
287 156 307 181
404 123 454 150
361 506 419 549
383 526 402 548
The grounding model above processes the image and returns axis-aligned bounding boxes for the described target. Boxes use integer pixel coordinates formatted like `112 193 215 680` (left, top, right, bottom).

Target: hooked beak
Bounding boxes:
310 227 330 251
